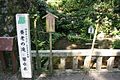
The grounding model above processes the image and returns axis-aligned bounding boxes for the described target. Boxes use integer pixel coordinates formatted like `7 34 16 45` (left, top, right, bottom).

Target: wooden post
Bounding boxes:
34 16 41 71
0 52 6 71
11 51 17 73
42 11 58 74
107 57 115 70
49 32 53 73
73 56 78 70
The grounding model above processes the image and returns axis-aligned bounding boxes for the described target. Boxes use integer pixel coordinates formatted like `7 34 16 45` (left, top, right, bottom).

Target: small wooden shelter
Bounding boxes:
42 11 58 32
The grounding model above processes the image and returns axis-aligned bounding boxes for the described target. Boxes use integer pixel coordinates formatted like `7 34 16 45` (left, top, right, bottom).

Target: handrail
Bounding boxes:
31 49 120 71
31 49 120 57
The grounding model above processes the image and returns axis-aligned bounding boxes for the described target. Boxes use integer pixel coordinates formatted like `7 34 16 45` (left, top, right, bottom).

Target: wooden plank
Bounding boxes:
59 57 65 71
96 57 103 71
31 49 120 57
107 57 115 70
73 57 78 70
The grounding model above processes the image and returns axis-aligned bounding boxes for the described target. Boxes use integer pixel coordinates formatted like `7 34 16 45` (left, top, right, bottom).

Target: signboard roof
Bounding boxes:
42 11 58 19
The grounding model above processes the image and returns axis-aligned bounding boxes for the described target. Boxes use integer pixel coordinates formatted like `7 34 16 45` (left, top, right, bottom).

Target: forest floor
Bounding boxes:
1 69 120 80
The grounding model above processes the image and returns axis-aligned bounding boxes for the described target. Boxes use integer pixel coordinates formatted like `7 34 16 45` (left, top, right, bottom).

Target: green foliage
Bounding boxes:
67 34 93 48
112 39 120 49
67 35 90 43
111 29 120 36
93 2 114 34
49 0 119 39
0 0 120 49
52 33 63 44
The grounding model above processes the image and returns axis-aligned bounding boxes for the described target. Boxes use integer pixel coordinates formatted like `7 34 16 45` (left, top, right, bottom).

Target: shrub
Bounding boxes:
112 39 120 49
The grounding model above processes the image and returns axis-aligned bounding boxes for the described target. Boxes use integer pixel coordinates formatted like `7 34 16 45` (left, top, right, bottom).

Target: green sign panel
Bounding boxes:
18 16 25 24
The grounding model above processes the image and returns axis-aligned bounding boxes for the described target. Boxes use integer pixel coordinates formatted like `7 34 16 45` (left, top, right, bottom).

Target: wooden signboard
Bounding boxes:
42 11 58 73
42 11 58 32
0 37 14 51
0 37 17 73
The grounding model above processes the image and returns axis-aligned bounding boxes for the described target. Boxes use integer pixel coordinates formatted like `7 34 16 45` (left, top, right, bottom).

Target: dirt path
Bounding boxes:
1 71 120 80
40 71 120 80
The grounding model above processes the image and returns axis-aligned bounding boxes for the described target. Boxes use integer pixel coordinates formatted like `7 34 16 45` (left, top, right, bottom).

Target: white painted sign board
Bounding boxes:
88 26 94 34
16 14 32 78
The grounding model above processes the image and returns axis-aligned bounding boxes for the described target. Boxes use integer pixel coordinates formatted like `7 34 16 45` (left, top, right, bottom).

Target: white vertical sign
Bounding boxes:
88 26 94 34
16 14 32 78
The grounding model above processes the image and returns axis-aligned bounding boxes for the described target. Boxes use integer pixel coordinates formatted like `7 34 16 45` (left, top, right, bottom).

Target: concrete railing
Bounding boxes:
31 49 120 71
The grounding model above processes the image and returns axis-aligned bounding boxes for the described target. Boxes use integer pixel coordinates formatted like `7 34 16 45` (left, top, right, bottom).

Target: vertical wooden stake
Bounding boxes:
0 52 6 71
11 51 17 73
49 32 53 74
34 16 41 71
